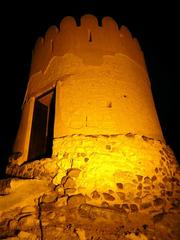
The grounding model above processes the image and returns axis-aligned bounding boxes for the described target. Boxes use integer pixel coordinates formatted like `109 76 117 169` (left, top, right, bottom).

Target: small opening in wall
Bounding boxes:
107 102 112 108
88 30 92 42
123 95 127 98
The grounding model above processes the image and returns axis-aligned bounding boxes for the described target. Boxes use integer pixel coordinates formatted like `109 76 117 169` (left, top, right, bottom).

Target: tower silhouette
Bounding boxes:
1 15 180 240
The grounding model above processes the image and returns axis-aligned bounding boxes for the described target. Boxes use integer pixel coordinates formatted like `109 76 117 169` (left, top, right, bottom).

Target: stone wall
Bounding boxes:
8 134 180 212
52 134 180 211
3 134 180 239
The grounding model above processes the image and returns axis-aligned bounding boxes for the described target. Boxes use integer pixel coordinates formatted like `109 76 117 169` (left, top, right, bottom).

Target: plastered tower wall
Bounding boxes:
13 15 164 163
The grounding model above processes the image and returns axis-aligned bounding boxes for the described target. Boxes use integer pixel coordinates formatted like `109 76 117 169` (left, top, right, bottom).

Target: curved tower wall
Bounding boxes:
13 15 164 164
6 17 180 231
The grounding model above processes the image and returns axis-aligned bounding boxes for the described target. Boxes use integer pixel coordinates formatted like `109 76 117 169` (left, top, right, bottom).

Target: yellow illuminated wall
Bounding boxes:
13 14 164 165
6 16 180 235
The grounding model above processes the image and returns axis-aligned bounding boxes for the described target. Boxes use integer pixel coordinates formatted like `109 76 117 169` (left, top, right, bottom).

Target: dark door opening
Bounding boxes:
28 89 55 161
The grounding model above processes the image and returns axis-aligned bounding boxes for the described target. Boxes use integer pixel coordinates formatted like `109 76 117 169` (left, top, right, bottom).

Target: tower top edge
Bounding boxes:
44 14 132 39
30 14 146 75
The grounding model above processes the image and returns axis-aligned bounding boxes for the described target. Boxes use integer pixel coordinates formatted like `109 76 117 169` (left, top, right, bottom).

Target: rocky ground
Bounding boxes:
0 176 180 240
0 134 180 239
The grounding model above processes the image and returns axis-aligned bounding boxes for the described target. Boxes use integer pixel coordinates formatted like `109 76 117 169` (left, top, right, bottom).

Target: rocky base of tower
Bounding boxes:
1 134 180 239
0 178 180 240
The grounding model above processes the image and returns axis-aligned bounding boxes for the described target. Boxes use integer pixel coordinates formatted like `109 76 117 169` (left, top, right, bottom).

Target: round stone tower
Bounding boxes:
4 15 180 240
12 14 164 164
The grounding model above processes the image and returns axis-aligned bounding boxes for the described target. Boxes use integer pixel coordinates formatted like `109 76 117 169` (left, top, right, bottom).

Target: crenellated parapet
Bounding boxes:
30 15 145 75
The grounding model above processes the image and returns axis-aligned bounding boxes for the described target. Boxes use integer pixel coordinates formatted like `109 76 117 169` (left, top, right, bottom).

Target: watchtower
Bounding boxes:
4 15 180 240
13 15 164 164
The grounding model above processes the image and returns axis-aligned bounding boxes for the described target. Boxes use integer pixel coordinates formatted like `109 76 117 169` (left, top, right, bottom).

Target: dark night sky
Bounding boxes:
0 1 179 177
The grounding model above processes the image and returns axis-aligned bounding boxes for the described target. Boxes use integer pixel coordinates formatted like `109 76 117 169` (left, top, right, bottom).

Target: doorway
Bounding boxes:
28 89 55 161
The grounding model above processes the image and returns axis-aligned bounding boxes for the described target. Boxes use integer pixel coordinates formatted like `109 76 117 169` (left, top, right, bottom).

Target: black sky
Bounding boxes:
0 1 179 177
